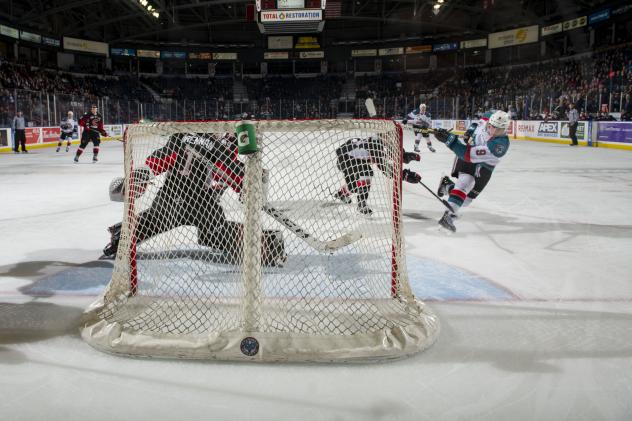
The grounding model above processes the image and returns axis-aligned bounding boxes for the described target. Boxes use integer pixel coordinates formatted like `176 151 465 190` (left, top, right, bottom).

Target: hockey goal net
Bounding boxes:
81 119 438 362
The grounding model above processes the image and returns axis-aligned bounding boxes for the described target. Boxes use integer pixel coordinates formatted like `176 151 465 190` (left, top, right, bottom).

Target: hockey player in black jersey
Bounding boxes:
75 105 107 163
333 134 421 215
104 131 286 266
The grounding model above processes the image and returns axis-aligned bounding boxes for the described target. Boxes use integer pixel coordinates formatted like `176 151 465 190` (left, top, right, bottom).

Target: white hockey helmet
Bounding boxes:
419 103 427 112
488 110 510 129
486 110 510 137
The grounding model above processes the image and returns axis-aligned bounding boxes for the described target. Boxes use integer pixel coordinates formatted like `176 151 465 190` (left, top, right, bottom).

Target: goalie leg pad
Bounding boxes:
198 221 287 267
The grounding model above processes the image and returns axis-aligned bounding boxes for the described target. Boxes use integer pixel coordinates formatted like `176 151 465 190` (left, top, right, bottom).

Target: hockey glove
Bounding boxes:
434 128 453 143
403 151 421 164
402 169 421 184
100 130 108 137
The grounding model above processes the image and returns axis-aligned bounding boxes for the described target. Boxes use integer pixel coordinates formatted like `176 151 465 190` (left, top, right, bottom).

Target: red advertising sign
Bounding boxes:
25 128 41 144
42 127 61 143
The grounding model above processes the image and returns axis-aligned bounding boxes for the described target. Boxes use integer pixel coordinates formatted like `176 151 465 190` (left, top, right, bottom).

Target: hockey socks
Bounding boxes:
93 147 100 162
74 148 84 162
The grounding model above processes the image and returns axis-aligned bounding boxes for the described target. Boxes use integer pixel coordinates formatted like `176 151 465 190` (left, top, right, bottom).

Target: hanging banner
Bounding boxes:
137 49 160 58
352 49 376 57
264 51 288 59
260 9 322 22
378 47 404 56
299 51 324 59
278 0 305 8
212 52 237 60
20 31 41 43
111 48 136 57
42 37 61 47
63 36 109 56
268 35 293 49
488 25 539 49
188 52 212 59
432 42 458 52
563 16 587 31
0 25 19 39
541 23 563 37
588 9 610 25
460 39 487 49
405 45 432 54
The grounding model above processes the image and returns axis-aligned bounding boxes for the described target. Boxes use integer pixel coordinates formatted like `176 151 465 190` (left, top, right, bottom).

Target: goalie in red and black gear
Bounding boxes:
74 105 107 163
333 135 421 215
104 132 286 266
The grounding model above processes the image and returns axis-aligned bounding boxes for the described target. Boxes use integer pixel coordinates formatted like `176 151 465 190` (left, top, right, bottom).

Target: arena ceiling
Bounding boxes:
0 0 609 47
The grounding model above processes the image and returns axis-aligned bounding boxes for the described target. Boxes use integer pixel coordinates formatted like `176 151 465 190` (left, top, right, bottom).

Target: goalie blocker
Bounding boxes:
104 132 286 266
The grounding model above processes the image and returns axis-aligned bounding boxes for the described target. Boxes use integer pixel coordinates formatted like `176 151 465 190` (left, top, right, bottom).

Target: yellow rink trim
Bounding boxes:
512 135 632 150
0 137 122 153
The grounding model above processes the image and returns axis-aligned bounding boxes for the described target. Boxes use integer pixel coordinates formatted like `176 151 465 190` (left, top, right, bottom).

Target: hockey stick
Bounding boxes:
415 180 454 213
263 204 362 252
365 98 377 117
186 144 363 252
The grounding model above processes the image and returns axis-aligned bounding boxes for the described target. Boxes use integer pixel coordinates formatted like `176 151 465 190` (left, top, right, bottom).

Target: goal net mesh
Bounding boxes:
81 119 438 362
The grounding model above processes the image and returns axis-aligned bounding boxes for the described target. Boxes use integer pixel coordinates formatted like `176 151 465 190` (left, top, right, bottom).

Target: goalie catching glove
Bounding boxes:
108 167 153 202
402 169 421 184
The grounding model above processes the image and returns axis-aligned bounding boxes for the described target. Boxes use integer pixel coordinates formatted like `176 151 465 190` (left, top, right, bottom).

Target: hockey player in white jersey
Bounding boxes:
57 111 78 152
402 104 435 153
433 110 511 232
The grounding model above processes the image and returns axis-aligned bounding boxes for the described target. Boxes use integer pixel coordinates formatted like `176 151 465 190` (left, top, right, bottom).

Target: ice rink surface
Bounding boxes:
1 131 632 421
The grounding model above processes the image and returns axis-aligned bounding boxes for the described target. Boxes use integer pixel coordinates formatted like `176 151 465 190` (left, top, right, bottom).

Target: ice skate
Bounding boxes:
93 156 98 163
438 210 456 232
74 156 79 163
333 189 352 204
427 144 436 153
358 201 373 215
56 146 60 152
414 144 421 153
437 176 455 198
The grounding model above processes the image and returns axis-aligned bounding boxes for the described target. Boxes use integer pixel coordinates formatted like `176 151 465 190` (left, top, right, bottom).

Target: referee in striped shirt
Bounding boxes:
567 103 579 146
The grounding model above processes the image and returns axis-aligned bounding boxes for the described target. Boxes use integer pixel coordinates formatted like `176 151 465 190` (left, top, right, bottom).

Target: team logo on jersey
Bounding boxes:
240 337 260 356
493 143 507 156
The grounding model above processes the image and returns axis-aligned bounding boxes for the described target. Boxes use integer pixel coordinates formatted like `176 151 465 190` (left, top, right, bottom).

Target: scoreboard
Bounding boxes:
256 0 326 33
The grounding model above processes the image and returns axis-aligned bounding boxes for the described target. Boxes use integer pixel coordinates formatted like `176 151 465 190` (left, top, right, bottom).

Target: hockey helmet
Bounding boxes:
486 110 510 137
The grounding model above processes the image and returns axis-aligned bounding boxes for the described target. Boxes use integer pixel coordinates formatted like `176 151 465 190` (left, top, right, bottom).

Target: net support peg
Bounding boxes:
236 120 258 155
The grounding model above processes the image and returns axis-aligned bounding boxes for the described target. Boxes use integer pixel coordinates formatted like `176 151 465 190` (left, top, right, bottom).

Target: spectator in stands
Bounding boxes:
11 110 27 153
567 103 579 146
622 93 632 121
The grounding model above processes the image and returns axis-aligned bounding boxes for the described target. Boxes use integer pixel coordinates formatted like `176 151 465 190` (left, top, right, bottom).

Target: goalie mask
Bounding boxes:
419 104 427 114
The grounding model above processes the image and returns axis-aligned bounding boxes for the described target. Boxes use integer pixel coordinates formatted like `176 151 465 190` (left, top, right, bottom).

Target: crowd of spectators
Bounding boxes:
1 43 631 125
439 45 632 120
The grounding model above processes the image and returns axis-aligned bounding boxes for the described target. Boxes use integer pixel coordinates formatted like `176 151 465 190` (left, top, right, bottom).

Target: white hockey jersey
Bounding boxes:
448 122 510 171
60 117 78 134
407 109 432 128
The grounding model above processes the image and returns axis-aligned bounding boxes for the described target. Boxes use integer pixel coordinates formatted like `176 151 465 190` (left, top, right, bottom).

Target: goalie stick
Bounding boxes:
262 204 362 253
185 145 364 253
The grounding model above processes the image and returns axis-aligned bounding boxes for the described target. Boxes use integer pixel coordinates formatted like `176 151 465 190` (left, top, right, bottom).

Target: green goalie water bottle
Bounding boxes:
236 120 258 155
